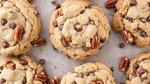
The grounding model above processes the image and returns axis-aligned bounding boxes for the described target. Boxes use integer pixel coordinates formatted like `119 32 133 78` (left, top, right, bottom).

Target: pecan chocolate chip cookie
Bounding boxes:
61 62 116 84
112 0 150 47
49 0 110 60
126 52 150 84
0 55 48 84
0 0 41 56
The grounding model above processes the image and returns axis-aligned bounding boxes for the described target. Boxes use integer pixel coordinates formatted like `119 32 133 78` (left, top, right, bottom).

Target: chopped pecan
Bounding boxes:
6 61 16 70
50 76 60 84
105 0 118 8
61 37 72 47
35 70 48 83
121 30 133 43
14 25 24 42
91 35 100 49
31 37 46 46
119 57 130 72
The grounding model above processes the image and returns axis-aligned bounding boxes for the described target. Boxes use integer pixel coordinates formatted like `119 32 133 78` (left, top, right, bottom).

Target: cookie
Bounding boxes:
0 0 41 56
49 0 110 60
126 52 150 84
112 0 150 47
0 55 48 84
61 62 116 84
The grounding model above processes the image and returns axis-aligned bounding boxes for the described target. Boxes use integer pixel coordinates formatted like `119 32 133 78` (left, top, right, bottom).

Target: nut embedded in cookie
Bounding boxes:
49 0 110 60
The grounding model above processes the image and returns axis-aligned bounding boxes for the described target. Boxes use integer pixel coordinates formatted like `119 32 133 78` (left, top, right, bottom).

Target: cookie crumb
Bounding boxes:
119 43 125 48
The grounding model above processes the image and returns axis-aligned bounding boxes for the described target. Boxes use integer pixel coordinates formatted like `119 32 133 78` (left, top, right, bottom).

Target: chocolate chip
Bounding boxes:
130 0 137 6
131 70 137 78
119 43 125 48
0 79 6 83
110 67 114 72
75 24 82 32
125 17 133 22
0 66 3 70
77 73 84 78
148 2 150 7
39 59 45 65
89 19 95 25
51 0 61 10
2 41 9 48
139 18 146 23
140 31 147 37
1 19 7 26
22 77 26 84
100 38 106 43
9 23 16 29
147 16 150 22
20 60 28 65
133 63 139 70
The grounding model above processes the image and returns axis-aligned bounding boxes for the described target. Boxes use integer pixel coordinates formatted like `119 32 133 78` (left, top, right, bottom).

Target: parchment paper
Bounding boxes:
29 0 150 83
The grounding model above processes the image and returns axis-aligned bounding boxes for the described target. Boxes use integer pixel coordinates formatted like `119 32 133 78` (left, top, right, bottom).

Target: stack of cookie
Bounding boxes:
1 0 150 84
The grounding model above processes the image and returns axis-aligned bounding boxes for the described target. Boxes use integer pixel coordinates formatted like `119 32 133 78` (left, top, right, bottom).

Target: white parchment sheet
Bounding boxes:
27 0 150 83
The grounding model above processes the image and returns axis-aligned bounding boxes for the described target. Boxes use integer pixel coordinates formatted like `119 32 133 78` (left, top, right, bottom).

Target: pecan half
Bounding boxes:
121 30 133 43
61 37 72 47
55 9 62 18
91 35 100 49
119 57 130 72
105 0 118 8
31 37 46 46
50 76 60 84
35 70 48 83
14 25 24 42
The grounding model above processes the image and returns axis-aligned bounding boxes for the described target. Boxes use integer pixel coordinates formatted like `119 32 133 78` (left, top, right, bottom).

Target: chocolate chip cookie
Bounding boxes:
126 52 150 84
49 0 110 60
0 55 48 84
0 0 41 56
61 62 116 84
112 0 150 47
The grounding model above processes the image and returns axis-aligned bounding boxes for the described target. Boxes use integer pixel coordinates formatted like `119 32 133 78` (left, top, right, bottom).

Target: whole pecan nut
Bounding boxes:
121 30 133 43
105 0 118 8
119 57 130 72
14 25 24 42
91 35 100 49
31 37 46 46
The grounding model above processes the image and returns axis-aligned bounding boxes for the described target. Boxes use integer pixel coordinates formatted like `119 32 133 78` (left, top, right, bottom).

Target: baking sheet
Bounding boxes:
29 0 150 83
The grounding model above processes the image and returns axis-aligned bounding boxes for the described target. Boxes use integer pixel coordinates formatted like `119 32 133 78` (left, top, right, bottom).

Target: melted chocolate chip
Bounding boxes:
148 2 150 7
100 38 106 43
20 60 28 65
1 19 7 26
39 59 45 65
140 31 147 37
147 16 150 22
75 24 82 32
0 79 6 83
139 18 146 23
2 41 9 48
133 63 139 70
22 77 26 84
130 0 137 6
9 23 16 29
125 17 134 22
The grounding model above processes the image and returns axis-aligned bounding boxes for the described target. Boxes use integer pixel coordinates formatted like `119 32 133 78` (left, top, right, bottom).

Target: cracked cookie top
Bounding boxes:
49 0 110 60
0 0 41 56
112 0 150 47
0 55 48 84
126 52 150 84
61 62 116 84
